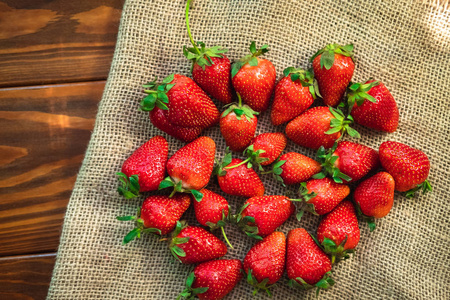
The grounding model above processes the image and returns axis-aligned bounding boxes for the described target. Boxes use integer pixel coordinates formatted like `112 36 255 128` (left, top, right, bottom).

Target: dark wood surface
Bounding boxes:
0 0 124 298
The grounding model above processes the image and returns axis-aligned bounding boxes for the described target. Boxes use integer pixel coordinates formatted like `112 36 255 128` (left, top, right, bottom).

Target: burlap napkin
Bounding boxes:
47 0 450 299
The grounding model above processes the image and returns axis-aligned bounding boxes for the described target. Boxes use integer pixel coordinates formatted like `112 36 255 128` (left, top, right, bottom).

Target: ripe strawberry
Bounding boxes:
149 107 203 143
117 194 190 244
235 196 295 239
193 189 233 248
215 151 265 198
178 259 243 300
117 136 168 198
169 221 227 264
231 42 276 112
245 132 287 168
140 74 219 129
287 228 334 295
354 172 395 231
271 67 319 126
317 200 360 263
286 106 359 150
266 152 322 186
220 93 258 152
311 43 355 107
183 0 233 104
379 141 432 197
160 137 216 201
298 178 350 217
243 232 286 296
348 80 399 132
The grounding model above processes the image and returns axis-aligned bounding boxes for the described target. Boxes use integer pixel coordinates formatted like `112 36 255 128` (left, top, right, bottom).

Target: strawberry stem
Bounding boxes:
221 226 233 249
185 0 200 54
224 157 250 169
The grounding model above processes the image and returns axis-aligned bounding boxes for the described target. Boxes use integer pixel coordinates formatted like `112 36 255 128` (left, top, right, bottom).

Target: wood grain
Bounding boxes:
0 81 105 256
0 253 56 300
0 0 124 87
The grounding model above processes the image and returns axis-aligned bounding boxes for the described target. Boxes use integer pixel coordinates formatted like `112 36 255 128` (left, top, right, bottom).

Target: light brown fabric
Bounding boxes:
47 0 450 299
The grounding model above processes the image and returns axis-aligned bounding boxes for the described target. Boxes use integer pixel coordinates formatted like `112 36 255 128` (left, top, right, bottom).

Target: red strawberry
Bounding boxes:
215 153 265 198
117 136 168 198
267 152 322 186
348 80 399 132
243 232 286 296
354 172 395 231
286 106 359 150
245 132 287 168
379 141 432 197
286 228 334 294
231 42 276 112
220 94 258 152
235 196 295 239
178 259 243 300
317 200 360 263
160 137 216 201
271 67 319 126
183 0 233 104
117 194 190 243
311 43 355 107
169 221 227 264
298 177 350 216
193 189 233 248
149 107 203 142
140 74 219 129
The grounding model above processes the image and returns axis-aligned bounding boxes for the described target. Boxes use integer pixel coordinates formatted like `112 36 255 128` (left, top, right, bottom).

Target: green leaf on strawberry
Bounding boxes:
231 41 270 78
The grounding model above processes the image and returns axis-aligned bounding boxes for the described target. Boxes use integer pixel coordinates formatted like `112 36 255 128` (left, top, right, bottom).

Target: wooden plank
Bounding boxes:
0 0 124 87
0 81 104 256
0 253 56 300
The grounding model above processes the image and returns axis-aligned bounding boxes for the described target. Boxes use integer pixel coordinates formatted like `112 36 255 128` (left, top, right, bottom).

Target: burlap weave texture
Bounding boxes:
47 0 450 299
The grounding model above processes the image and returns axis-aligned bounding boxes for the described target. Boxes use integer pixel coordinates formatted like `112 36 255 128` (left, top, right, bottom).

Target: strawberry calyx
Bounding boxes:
169 221 191 263
321 236 355 264
346 80 379 113
294 182 319 221
116 208 162 245
213 148 233 177
312 143 352 183
283 67 321 99
116 172 140 199
310 43 354 70
221 92 259 121
242 144 269 171
404 180 432 198
158 176 204 202
288 271 335 297
354 202 377 232
205 207 234 249
260 159 287 186
231 41 270 78
177 272 209 300
325 107 360 138
140 74 175 112
233 203 263 240
245 269 276 297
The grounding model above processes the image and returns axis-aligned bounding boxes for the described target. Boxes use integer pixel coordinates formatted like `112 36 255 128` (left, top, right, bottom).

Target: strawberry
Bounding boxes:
265 152 322 186
315 141 380 183
317 200 360 263
298 177 350 217
183 0 233 104
243 232 286 296
286 228 334 295
169 221 227 264
348 80 399 132
117 194 190 244
285 106 359 150
311 43 355 107
271 67 319 126
160 137 216 201
215 151 265 198
193 189 233 248
178 259 243 300
379 141 432 197
220 93 258 152
245 132 287 168
149 107 203 143
117 136 168 198
353 172 395 231
231 42 276 112
140 74 219 129
235 196 295 239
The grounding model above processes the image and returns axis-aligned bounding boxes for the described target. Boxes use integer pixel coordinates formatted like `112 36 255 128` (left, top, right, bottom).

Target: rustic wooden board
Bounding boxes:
0 0 124 87
0 81 104 256
0 253 56 300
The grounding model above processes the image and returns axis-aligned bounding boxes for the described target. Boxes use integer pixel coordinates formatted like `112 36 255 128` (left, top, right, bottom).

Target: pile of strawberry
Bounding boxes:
115 1 432 299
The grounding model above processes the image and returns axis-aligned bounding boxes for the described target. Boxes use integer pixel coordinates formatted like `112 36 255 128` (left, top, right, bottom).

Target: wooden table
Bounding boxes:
0 1 124 298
